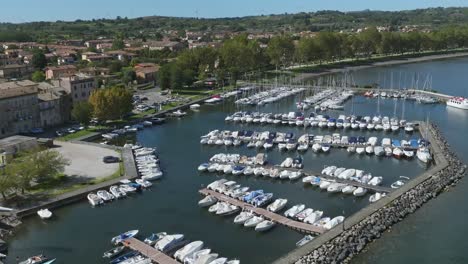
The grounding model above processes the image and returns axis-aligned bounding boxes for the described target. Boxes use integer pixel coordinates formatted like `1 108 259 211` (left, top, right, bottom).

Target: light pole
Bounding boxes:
342 209 346 231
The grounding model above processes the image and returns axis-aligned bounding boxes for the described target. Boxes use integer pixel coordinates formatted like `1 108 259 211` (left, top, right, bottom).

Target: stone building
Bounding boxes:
52 74 97 104
0 81 40 138
37 82 71 127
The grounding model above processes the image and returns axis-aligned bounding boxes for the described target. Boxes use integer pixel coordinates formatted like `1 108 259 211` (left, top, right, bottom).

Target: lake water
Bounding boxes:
6 57 468 264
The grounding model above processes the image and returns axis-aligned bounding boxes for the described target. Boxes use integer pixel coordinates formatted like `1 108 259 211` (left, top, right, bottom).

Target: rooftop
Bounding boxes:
0 80 38 100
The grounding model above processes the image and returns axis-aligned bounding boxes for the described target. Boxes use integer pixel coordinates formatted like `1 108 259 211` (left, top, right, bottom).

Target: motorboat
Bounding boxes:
175 241 204 262
289 171 303 180
403 150 414 159
324 216 345 230
110 252 139 264
365 146 374 155
207 163 219 172
356 147 365 155
184 249 211 264
284 204 305 218
319 180 332 190
304 211 323 224
311 143 322 152
155 234 185 252
19 255 56 264
393 148 404 158
253 167 264 176
391 180 405 189
255 220 276 232
119 255 151 264
198 163 210 171
243 190 264 203
267 198 288 212
447 96 468 110
198 196 218 207
135 179 152 188
321 144 331 152
338 169 355 180
172 110 187 117
209 202 224 213
341 185 357 194
243 166 254 175
302 176 316 184
333 167 346 177
279 170 291 179
368 176 383 186
280 158 293 168
37 209 52 219
193 253 219 264
369 192 386 203
374 146 385 156
110 185 126 198
353 187 367 197
417 147 432 163
234 211 254 224
144 232 167 246
111 230 139 245
216 204 240 216
251 193 273 207
244 216 264 227
295 208 314 221
87 193 103 206
384 147 393 157
327 183 346 193
103 246 125 258
313 217 331 228
296 235 314 247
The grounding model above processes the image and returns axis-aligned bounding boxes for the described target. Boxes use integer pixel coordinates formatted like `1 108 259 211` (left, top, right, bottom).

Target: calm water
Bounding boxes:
7 57 468 264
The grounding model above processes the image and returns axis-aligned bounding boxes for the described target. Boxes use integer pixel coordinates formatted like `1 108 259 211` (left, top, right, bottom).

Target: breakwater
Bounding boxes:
274 123 466 264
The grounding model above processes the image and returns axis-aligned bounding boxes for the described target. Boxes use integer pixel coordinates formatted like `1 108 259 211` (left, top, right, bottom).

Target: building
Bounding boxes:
142 41 184 51
45 65 77 80
0 54 22 66
0 64 33 79
104 50 136 61
134 63 159 84
38 82 71 127
0 135 39 162
52 74 96 104
0 81 40 138
84 39 112 49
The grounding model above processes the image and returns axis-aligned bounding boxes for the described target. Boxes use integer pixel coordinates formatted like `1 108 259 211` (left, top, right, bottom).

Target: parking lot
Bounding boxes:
53 141 121 179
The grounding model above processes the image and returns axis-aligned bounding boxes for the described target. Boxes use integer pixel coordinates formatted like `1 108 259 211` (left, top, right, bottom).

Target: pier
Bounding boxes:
199 188 326 235
123 237 180 264
204 162 392 193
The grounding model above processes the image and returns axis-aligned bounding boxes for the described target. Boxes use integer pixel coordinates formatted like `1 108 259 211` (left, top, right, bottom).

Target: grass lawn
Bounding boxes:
56 129 97 142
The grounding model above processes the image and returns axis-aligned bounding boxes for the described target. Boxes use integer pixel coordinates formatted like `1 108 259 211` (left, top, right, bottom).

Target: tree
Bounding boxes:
158 63 172 89
266 35 295 68
89 87 133 120
122 68 136 85
71 101 93 125
31 50 47 69
31 71 45 82
112 38 125 50
0 168 16 199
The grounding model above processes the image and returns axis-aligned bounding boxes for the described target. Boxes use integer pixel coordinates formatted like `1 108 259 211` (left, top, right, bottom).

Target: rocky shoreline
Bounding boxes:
297 123 466 264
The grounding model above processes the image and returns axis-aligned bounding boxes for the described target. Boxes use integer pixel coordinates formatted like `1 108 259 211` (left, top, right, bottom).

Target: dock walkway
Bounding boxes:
124 237 180 264
199 188 326 235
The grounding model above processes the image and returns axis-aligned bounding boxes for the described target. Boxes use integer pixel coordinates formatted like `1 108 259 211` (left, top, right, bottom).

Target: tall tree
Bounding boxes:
31 50 47 69
31 71 45 82
266 35 295 68
71 101 93 125
89 87 133 120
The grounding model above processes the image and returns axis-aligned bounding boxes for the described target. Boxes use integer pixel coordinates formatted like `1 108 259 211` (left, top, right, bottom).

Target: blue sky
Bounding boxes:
2 0 468 23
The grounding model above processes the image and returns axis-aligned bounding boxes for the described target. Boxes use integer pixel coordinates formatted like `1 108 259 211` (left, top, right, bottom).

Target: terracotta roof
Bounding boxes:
46 65 77 71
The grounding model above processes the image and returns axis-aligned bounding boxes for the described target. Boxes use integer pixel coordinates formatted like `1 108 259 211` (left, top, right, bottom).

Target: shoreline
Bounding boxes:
294 51 468 82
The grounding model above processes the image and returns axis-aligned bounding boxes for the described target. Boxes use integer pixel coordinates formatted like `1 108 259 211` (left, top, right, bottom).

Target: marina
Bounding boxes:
4 57 468 264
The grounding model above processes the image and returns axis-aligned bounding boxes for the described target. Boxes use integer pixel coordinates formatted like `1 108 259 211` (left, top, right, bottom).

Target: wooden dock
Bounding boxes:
199 188 326 235
205 162 392 193
124 237 180 264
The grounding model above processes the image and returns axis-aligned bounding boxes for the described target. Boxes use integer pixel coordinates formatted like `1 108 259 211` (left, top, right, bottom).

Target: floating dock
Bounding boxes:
199 188 327 235
123 237 180 264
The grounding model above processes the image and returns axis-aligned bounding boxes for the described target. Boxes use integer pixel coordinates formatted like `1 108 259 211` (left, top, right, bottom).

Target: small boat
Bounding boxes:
289 171 303 180
244 216 264 227
97 190 114 202
368 176 383 186
216 204 240 216
341 185 357 194
155 234 185 252
190 104 201 110
19 255 54 264
391 180 405 189
356 147 365 155
87 193 103 206
369 192 386 203
198 196 218 207
295 208 313 221
172 109 187 117
144 232 167 246
184 249 211 263
324 216 345 230
135 179 152 188
296 235 314 247
353 187 367 197
111 230 139 245
110 251 139 264
194 253 219 264
103 246 125 258
267 198 288 212
234 211 254 224
393 148 404 158
110 185 126 199
37 209 52 219
284 204 305 218
119 255 151 264
304 211 323 224
198 163 210 171
319 180 332 190
174 241 204 261
255 220 276 232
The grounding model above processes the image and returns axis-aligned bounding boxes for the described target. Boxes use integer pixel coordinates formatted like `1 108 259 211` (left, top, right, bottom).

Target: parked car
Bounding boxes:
103 156 120 163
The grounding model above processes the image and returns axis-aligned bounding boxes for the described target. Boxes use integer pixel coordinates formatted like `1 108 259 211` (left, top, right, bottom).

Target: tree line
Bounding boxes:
157 26 468 89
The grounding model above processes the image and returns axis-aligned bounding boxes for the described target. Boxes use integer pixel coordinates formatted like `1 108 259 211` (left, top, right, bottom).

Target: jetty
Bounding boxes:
199 188 326 235
123 237 179 264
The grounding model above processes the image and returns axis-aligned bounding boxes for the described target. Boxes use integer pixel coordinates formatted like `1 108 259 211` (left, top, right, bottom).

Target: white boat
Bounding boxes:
302 176 316 184
338 169 355 180
369 192 386 203
184 249 211 264
135 179 152 188
312 143 322 152
198 163 210 171
447 97 468 110
255 220 276 232
279 170 291 179
295 208 314 221
198 196 218 207
87 193 103 206
374 146 385 156
356 147 365 155
365 146 374 155
296 235 314 247
313 217 331 228
393 148 404 158
341 185 357 194
120 255 151 264
110 185 126 198
111 230 139 245
319 180 332 190
284 204 305 218
144 232 167 246
417 147 432 163
190 104 201 110
403 150 414 158
368 176 383 186
194 253 219 264
280 158 293 168
155 234 185 252
37 209 52 219
209 258 228 264
267 198 288 212
353 187 367 197
103 246 126 258
244 216 264 227
289 171 303 180
391 180 405 189
97 190 114 202
172 110 187 117
175 241 204 261
304 210 323 224
324 216 345 230
327 183 346 193
216 204 240 216
234 211 254 224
